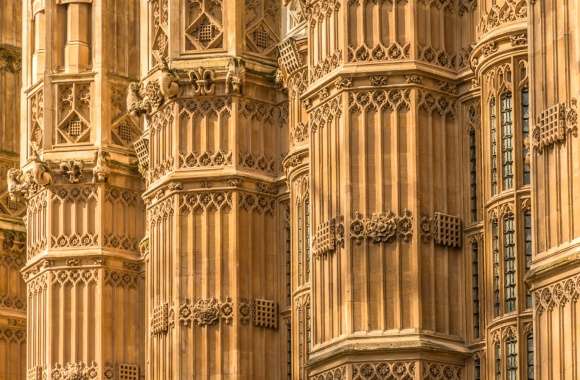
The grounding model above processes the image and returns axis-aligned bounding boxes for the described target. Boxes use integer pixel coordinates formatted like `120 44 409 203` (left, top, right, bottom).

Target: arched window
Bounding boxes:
469 129 478 222
492 220 501 316
297 195 311 285
527 333 534 379
524 210 533 308
501 92 514 189
495 342 502 380
506 336 518 380
522 87 530 184
490 97 498 195
504 214 516 312
297 199 303 285
472 240 480 338
305 198 311 279
474 356 481 380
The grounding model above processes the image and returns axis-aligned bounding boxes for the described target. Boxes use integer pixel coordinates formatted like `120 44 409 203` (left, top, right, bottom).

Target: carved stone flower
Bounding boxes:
192 298 220 326
350 213 365 241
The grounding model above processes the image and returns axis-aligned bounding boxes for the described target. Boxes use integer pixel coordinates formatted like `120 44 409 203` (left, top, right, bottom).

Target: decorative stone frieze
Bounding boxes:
532 100 578 153
350 210 413 244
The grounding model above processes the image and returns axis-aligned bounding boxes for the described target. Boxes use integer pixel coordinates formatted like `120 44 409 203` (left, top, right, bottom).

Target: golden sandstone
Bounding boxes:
0 0 577 379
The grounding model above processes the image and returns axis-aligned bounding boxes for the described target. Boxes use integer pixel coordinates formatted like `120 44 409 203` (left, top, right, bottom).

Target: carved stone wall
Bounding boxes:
528 0 580 379
1 0 578 379
0 1 25 379
17 0 146 378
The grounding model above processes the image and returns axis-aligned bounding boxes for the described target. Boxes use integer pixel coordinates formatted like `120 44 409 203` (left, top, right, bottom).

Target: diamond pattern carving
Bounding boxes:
56 82 92 144
185 0 223 50
151 0 169 65
245 0 280 57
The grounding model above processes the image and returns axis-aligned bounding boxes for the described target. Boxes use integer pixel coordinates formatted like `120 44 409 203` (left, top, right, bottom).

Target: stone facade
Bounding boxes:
0 0 578 379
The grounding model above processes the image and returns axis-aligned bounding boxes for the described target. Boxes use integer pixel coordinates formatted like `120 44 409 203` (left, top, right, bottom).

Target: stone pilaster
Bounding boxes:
528 0 580 379
17 0 144 378
136 0 288 378
304 1 467 378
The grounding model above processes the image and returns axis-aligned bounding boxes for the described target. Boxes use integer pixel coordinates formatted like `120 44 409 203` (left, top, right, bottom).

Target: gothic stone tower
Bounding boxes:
133 0 288 378
15 0 145 378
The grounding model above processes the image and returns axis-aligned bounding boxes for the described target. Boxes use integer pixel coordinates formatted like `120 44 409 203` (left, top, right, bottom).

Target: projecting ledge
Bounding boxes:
307 333 471 367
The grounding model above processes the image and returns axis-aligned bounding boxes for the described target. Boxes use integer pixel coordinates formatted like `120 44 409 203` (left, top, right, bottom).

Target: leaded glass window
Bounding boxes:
493 220 501 316
527 333 534 379
472 240 480 338
504 214 516 312
501 92 514 189
297 200 303 285
470 129 478 222
525 210 533 308
522 87 531 184
495 342 502 380
305 198 311 279
507 337 518 380
490 97 498 195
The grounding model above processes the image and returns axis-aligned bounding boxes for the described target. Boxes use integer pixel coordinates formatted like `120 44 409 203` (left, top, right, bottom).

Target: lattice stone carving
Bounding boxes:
312 217 344 259
56 82 92 144
278 38 303 74
421 212 462 248
185 0 224 50
533 100 578 153
112 118 140 147
253 298 278 329
151 303 169 335
245 0 281 57
118 363 139 380
133 137 150 174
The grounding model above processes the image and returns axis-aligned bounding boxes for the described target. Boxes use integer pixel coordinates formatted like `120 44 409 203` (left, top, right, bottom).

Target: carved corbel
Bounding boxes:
159 56 180 99
127 79 165 117
226 58 244 95
8 154 53 200
189 67 215 95
92 149 111 183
